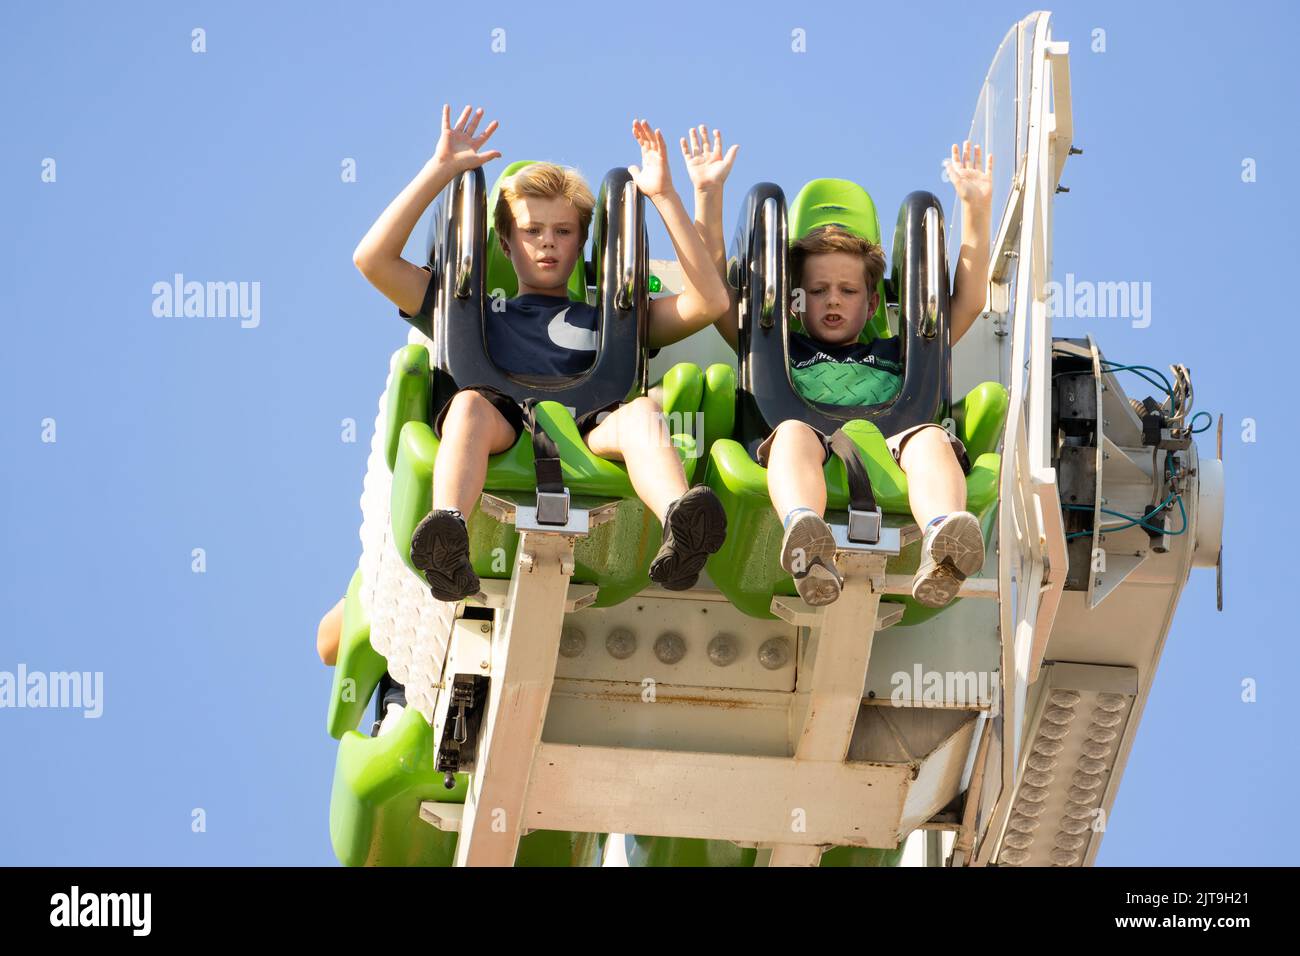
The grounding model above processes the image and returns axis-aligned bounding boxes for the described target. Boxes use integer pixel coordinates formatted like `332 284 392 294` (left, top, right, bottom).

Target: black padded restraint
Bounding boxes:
827 428 879 515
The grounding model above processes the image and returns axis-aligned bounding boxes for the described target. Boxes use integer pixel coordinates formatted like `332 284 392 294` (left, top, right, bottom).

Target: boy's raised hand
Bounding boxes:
681 125 739 193
628 119 675 199
945 139 993 211
431 104 503 172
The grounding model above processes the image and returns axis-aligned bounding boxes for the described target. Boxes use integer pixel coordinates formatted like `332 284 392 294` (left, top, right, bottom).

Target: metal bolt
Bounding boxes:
559 625 586 658
758 637 791 670
708 633 739 667
480 623 491 633
654 632 686 665
605 627 637 660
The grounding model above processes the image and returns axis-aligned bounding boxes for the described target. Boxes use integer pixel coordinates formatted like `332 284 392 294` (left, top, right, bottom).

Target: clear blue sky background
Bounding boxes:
1 0 1292 865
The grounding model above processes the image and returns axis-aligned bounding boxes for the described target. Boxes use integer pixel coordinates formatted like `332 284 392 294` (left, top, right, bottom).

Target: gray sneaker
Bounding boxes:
911 511 985 608
779 510 843 607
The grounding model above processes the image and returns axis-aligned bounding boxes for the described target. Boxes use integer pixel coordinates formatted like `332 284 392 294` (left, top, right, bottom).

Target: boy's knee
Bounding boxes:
774 420 820 444
625 395 664 419
444 389 497 426
623 395 667 435
900 425 956 466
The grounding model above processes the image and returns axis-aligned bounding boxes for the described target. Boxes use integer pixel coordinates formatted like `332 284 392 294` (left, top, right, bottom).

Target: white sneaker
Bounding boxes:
911 512 984 608
779 510 843 607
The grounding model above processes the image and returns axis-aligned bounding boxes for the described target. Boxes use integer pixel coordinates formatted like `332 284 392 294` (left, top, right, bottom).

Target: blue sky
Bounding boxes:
1 0 1293 865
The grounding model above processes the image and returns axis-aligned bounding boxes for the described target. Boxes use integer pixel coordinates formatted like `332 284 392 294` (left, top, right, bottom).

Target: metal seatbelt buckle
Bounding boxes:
535 488 571 526
847 505 883 544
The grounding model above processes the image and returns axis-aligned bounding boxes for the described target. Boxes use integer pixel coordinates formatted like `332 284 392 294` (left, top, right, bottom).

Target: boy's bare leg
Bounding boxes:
583 396 687 523
585 396 724 590
433 390 519 515
765 421 829 520
897 426 967 528
900 426 983 608
765 421 841 606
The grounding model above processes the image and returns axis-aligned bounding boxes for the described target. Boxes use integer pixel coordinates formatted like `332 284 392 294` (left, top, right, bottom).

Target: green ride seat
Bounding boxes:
388 343 704 608
705 384 1007 627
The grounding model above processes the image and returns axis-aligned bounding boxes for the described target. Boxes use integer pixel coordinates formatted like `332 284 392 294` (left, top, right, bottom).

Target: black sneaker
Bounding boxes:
648 485 728 590
410 509 480 602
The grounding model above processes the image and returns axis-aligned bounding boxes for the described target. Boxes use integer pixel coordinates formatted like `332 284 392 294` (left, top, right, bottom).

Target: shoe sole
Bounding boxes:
649 487 728 590
912 561 963 608
410 511 480 602
795 561 843 606
780 513 843 606
929 512 985 577
912 513 985 608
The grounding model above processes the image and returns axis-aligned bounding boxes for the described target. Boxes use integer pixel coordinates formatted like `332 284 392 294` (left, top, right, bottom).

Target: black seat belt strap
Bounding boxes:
827 428 882 544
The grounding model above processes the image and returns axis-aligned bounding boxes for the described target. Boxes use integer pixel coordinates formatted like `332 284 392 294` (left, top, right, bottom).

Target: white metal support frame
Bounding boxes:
765 526 901 865
447 493 614 866
965 13 1073 867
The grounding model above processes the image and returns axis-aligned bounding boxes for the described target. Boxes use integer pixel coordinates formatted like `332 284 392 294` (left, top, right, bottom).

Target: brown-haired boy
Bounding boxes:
353 106 733 600
706 140 995 608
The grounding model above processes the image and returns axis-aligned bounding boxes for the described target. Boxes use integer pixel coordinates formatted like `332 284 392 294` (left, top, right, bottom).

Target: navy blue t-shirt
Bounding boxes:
489 293 600 376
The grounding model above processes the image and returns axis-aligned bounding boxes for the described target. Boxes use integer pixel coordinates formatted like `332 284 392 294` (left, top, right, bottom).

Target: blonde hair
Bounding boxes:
493 162 596 244
790 224 887 291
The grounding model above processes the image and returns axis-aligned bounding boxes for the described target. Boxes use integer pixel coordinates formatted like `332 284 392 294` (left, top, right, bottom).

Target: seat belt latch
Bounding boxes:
847 505 883 544
535 488 571 526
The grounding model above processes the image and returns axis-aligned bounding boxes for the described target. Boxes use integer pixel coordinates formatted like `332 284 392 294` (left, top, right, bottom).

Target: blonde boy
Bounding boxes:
354 106 733 599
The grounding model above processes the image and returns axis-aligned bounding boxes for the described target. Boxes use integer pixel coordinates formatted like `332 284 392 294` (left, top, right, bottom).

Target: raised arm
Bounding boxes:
945 140 994 346
681 124 740 351
627 120 732 350
352 104 502 318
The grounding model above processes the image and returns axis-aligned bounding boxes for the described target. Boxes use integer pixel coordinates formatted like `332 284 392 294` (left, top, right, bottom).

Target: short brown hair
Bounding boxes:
493 162 596 244
790 224 887 292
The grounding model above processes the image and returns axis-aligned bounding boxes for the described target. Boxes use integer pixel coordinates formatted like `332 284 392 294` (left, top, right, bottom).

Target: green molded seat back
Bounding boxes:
787 178 892 343
485 160 589 302
330 654 607 866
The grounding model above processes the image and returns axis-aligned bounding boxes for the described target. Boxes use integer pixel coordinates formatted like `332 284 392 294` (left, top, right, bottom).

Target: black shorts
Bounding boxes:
754 421 972 475
432 384 616 447
433 384 526 444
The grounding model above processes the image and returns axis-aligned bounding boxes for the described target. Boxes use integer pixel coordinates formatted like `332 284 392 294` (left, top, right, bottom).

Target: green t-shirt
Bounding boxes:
788 330 903 406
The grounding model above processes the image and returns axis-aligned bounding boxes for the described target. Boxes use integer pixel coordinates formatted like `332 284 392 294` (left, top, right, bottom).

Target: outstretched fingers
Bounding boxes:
473 118 499 148
464 106 484 137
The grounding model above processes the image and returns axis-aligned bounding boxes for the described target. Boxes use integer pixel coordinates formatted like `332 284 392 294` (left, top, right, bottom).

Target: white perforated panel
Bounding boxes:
354 328 457 722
